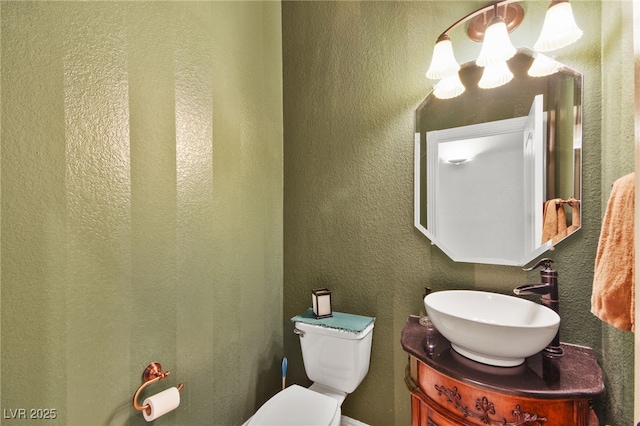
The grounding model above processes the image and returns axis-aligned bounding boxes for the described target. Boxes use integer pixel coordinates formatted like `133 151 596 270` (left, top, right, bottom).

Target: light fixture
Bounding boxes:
448 158 469 166
528 52 561 77
534 0 583 52
424 0 582 99
476 10 517 67
426 34 460 80
433 73 466 99
478 60 514 89
312 288 332 319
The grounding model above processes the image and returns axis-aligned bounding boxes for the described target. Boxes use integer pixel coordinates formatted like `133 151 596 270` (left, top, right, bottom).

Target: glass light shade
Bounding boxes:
433 73 465 99
478 61 513 89
476 17 517 67
426 36 460 80
528 53 561 77
533 1 583 52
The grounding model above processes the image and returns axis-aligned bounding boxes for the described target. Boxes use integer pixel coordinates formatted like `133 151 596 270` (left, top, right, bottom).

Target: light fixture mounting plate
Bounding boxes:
466 3 525 42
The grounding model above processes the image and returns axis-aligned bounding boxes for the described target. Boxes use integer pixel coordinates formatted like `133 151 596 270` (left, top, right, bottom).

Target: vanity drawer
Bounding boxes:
411 393 463 426
414 357 593 426
426 405 465 426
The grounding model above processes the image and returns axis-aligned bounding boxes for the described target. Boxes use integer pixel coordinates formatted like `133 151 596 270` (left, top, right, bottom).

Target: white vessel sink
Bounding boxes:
424 290 560 367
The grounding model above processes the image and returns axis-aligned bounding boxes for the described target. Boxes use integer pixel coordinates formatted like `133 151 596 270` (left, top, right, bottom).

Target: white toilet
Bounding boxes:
246 312 375 426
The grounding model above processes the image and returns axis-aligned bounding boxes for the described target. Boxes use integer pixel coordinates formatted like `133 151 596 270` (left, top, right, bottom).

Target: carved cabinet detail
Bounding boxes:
433 384 547 425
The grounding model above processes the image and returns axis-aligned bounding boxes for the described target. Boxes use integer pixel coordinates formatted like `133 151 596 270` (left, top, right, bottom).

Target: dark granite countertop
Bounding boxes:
401 316 605 400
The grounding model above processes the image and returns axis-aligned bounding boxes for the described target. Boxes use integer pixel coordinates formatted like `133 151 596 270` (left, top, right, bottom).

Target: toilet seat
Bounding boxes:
248 384 339 426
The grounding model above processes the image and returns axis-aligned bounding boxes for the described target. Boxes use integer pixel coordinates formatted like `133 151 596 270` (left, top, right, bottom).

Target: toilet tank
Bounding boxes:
295 321 374 394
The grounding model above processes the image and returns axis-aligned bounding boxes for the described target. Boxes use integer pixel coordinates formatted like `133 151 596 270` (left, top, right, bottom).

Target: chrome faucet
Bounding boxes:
513 258 563 357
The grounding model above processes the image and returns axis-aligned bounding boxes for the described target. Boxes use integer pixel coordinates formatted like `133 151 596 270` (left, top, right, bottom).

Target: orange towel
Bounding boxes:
542 198 568 245
591 173 635 332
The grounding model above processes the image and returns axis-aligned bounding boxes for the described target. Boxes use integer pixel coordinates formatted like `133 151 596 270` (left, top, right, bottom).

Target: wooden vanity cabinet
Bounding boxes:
407 356 597 426
401 317 604 426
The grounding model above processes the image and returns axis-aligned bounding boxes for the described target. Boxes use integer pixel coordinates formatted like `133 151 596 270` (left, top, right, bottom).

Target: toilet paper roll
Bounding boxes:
142 387 181 422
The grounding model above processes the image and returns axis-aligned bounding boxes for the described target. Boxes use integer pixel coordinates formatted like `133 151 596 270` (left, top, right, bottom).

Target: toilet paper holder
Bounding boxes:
132 362 184 415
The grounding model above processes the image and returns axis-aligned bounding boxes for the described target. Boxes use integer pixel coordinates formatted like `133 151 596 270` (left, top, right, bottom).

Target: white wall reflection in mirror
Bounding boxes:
416 96 547 265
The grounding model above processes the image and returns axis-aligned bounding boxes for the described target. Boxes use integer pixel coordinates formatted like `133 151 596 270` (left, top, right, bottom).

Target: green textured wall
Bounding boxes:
283 1 634 425
599 2 636 423
1 1 634 425
1 2 283 425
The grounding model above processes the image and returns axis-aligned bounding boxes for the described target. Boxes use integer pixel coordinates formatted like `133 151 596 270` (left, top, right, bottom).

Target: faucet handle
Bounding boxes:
523 257 554 272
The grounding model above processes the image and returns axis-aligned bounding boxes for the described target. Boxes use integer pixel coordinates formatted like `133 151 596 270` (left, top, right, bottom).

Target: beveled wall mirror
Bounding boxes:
415 48 582 266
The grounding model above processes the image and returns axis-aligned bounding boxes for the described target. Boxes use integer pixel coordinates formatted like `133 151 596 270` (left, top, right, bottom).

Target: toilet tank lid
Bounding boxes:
249 385 338 426
291 309 375 334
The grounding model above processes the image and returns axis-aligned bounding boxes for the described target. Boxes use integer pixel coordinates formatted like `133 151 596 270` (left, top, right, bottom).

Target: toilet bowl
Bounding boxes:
245 310 375 426
248 384 341 426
